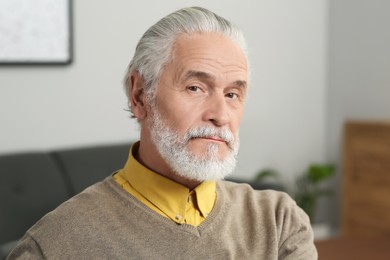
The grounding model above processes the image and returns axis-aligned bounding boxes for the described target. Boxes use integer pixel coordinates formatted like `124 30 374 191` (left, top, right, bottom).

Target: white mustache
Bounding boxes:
183 126 235 148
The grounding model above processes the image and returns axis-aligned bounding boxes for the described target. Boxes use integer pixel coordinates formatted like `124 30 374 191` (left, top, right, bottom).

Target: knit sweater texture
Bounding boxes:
8 177 317 259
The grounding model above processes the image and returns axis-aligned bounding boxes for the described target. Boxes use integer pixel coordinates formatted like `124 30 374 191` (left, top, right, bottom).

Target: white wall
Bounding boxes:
326 0 390 226
0 1 327 186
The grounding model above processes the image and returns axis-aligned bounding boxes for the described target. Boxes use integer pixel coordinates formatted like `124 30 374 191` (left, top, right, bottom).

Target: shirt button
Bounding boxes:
175 214 182 220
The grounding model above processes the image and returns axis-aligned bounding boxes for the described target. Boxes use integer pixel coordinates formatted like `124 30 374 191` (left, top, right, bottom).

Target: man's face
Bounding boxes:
144 33 248 180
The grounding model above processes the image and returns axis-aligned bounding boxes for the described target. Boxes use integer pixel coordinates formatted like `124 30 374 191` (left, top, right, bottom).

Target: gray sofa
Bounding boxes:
0 142 282 259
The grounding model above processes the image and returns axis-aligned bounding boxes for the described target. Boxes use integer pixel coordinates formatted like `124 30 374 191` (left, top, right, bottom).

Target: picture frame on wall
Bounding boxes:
0 0 73 65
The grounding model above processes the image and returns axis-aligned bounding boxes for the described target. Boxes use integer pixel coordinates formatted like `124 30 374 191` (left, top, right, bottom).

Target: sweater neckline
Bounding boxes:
104 176 227 237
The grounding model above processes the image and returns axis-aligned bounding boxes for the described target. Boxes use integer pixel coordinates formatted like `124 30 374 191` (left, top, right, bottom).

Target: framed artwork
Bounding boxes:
0 0 73 65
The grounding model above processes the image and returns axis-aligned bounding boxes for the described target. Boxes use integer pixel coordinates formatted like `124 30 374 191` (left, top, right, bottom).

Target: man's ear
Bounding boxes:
129 71 147 120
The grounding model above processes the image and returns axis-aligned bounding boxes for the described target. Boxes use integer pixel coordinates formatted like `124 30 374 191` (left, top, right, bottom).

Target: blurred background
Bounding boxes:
1 0 389 240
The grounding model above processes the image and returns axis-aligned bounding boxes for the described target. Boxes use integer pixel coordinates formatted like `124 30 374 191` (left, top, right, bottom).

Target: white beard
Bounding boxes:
148 108 240 182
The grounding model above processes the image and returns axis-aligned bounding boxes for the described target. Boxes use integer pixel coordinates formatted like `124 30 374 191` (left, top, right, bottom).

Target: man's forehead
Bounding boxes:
172 33 247 62
158 33 249 87
182 70 248 89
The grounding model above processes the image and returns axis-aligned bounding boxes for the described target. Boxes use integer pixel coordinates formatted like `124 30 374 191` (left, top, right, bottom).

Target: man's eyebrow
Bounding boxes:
232 80 247 89
183 70 216 81
183 70 247 89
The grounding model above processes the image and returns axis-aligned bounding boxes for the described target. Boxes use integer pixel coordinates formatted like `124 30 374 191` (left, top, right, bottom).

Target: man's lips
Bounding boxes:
192 136 226 143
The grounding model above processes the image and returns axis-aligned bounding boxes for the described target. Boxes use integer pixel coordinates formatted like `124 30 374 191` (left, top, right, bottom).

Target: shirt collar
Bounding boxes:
121 142 216 222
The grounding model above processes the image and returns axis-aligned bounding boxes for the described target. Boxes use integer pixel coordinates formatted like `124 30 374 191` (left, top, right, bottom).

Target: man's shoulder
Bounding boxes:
217 180 301 216
216 180 314 250
26 178 121 238
9 177 144 259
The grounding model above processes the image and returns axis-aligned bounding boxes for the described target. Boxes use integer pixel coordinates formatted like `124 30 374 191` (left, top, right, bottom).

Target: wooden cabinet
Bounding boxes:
342 121 390 237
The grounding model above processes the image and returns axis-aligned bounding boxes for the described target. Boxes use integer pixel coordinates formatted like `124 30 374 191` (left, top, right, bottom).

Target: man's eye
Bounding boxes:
187 86 201 92
226 92 238 99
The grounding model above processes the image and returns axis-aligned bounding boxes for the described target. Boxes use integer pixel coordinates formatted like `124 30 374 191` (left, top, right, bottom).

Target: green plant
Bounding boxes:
294 164 335 223
254 169 283 184
253 164 335 223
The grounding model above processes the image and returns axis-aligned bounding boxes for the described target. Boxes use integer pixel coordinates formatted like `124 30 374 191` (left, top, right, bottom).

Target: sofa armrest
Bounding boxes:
0 240 18 260
226 177 285 191
52 143 131 194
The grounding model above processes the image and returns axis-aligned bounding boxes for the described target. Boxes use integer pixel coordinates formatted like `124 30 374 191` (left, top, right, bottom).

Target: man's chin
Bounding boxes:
186 153 230 163
186 142 231 161
167 154 237 183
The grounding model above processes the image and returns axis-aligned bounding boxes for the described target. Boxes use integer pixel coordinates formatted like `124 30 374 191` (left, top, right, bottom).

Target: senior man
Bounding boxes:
8 7 317 259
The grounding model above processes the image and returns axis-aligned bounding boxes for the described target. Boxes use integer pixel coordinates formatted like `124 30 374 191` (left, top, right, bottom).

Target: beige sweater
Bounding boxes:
8 177 317 259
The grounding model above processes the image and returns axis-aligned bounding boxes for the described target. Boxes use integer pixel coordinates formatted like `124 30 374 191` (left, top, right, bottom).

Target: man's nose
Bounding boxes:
202 94 229 127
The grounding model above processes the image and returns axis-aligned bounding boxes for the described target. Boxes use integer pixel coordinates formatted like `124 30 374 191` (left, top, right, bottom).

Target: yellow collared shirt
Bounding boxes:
113 143 216 226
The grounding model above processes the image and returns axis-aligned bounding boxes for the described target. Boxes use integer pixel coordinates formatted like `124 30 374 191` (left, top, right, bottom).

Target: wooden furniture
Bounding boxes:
342 121 390 237
315 237 390 260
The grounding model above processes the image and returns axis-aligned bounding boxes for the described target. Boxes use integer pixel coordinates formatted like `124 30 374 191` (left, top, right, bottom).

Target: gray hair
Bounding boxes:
123 6 247 114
